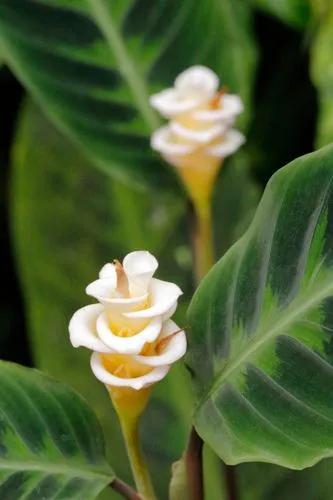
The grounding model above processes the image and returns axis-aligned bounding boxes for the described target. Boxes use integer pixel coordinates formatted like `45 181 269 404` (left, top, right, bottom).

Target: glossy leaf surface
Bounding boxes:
0 361 113 499
188 144 333 469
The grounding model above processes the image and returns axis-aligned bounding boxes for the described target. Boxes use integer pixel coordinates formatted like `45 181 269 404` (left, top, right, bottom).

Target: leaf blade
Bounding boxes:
0 361 113 499
188 144 333 469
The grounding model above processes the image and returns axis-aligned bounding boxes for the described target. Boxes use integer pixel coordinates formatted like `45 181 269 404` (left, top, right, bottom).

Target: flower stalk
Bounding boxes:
118 410 156 500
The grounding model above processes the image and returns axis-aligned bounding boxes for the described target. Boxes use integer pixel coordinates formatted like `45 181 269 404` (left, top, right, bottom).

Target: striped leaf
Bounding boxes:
188 144 333 469
0 361 113 499
0 0 256 189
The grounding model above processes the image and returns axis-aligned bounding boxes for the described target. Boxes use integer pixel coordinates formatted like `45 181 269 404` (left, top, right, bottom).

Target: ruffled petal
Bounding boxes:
208 129 245 158
175 66 219 99
150 88 203 118
194 94 243 122
99 262 117 280
170 121 228 144
69 304 112 352
125 278 183 319
134 320 186 367
123 251 158 296
86 278 118 302
90 352 170 390
151 125 195 156
96 312 162 355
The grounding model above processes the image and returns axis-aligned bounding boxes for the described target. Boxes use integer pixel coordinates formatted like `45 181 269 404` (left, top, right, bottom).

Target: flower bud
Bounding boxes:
150 66 245 205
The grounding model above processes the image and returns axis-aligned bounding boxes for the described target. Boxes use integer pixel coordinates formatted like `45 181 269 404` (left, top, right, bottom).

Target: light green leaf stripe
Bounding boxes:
188 144 333 469
0 361 113 499
0 0 257 189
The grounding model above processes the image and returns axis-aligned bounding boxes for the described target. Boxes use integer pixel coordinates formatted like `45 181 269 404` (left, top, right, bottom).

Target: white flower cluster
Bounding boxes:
150 65 245 167
69 251 186 390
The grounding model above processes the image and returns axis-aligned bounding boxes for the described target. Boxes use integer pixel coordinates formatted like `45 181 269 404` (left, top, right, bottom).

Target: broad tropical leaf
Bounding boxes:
0 361 113 499
188 144 333 469
0 0 257 189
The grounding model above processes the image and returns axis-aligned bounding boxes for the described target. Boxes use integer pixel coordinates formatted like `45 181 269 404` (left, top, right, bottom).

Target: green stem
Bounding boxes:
193 197 215 282
120 416 156 500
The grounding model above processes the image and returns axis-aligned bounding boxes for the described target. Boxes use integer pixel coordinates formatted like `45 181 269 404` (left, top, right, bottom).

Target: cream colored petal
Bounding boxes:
99 262 117 280
123 251 158 296
90 352 170 390
86 277 148 311
96 312 162 355
170 121 228 144
151 126 196 156
86 278 118 302
207 129 245 158
194 94 243 122
125 278 182 319
69 304 112 353
134 320 186 367
175 66 219 98
150 88 203 118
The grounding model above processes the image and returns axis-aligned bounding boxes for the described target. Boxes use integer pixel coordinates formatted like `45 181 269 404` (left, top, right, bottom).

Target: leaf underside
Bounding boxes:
188 144 333 469
0 0 256 190
0 361 113 499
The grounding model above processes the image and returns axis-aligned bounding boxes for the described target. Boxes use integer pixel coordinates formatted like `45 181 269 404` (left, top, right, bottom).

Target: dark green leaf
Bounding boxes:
0 0 257 189
188 144 333 469
0 361 113 499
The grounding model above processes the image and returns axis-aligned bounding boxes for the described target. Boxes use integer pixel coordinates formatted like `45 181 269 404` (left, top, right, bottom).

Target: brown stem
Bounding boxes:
224 465 238 500
185 427 204 500
110 478 141 500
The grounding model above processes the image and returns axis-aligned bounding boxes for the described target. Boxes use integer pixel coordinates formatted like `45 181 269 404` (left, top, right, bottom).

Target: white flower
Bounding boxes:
69 251 186 391
150 65 245 168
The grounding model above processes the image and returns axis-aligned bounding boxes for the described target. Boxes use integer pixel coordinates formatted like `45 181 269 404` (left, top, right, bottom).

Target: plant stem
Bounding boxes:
185 426 204 500
120 416 156 500
110 478 141 500
192 197 214 282
224 465 238 500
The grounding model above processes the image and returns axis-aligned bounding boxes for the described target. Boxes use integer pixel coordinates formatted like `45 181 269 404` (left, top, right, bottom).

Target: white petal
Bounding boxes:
99 263 117 280
86 278 117 301
175 66 219 98
150 88 203 118
151 126 195 156
123 251 158 296
69 304 112 353
86 277 148 311
207 129 245 158
90 352 170 390
170 121 228 144
194 94 243 122
96 312 162 355
125 278 182 319
134 320 186 367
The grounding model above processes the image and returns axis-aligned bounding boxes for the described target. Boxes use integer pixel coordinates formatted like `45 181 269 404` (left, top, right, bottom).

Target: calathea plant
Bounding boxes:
0 1 332 499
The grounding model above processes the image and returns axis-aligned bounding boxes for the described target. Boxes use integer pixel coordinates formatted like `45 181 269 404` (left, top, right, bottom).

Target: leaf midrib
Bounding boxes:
0 458 112 481
204 272 333 402
86 0 160 132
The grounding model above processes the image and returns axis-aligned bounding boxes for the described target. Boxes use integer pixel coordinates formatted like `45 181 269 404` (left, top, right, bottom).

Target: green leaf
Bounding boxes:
0 0 257 190
310 3 333 147
0 361 113 499
188 144 333 469
252 0 311 29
